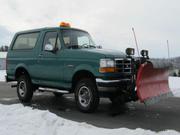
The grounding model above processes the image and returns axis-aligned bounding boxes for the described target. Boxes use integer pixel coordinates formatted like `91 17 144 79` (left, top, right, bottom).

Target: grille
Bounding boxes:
115 58 132 73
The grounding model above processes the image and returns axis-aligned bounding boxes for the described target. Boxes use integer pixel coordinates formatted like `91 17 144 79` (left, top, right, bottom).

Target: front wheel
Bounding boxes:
17 75 34 103
75 78 99 113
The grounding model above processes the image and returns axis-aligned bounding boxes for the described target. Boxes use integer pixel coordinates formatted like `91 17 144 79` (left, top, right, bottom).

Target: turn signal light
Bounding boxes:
99 67 117 73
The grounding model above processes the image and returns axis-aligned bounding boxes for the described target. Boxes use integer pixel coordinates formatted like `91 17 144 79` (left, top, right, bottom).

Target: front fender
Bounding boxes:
73 64 96 75
63 63 99 83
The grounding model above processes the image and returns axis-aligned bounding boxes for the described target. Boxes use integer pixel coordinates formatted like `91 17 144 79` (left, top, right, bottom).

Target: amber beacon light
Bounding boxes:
59 22 71 27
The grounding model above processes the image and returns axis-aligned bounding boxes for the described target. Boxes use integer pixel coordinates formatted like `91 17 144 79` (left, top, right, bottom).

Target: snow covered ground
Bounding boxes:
0 104 179 135
0 70 6 82
169 77 180 97
0 52 7 58
0 70 180 135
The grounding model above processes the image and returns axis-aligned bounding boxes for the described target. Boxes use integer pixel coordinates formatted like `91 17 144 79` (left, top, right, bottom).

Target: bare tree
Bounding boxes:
0 45 9 52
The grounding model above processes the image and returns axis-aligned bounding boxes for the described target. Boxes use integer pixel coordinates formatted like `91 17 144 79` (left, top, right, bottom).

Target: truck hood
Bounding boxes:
81 48 126 59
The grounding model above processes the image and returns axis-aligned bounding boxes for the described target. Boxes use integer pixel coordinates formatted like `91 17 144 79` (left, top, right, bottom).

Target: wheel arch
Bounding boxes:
15 66 31 81
71 70 96 92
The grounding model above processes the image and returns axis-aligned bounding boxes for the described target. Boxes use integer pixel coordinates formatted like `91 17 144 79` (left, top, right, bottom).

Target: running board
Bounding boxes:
38 87 69 94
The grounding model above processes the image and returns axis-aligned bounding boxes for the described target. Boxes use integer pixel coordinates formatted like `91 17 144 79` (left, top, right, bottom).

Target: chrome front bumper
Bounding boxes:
96 78 130 83
96 78 131 88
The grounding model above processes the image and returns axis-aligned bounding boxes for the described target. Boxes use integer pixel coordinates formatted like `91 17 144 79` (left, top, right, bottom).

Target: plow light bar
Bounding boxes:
141 50 149 57
126 48 135 56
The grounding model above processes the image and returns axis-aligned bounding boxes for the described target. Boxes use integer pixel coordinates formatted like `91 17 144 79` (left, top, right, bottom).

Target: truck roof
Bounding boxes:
16 27 88 35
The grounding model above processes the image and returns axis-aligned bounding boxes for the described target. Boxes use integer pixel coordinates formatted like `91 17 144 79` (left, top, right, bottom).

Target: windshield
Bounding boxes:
61 29 96 49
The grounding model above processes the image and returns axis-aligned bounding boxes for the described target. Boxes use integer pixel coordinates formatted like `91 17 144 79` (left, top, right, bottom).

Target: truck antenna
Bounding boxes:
132 27 140 58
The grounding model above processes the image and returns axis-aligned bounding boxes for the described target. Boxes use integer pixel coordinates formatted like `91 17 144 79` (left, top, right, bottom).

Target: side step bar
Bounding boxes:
10 83 69 94
38 87 69 94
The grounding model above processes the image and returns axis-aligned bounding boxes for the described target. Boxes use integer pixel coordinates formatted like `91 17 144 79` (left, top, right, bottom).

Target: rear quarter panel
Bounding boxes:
7 32 41 80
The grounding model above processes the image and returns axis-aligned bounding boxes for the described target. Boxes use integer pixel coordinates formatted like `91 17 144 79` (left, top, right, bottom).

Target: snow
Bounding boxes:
0 70 6 82
0 52 7 58
0 104 179 135
169 77 180 97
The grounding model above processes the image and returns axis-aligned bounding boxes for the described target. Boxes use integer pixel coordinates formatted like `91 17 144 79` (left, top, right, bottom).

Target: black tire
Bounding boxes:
75 78 99 113
53 92 64 97
17 75 34 103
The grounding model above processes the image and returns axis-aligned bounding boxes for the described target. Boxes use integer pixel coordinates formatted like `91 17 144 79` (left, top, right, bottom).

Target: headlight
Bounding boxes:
99 59 116 73
100 59 115 67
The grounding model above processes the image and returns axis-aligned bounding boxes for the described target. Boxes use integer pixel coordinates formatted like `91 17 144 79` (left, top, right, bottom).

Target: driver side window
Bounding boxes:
43 31 61 50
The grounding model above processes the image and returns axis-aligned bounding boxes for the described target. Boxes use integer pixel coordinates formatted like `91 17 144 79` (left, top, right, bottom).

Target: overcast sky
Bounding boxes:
0 0 179 58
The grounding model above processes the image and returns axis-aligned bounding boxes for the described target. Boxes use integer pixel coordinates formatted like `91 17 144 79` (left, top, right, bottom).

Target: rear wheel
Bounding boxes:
75 78 99 113
17 75 34 103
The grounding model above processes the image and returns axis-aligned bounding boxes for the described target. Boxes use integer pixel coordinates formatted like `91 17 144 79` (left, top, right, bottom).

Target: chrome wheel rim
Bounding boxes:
18 81 26 97
78 86 92 107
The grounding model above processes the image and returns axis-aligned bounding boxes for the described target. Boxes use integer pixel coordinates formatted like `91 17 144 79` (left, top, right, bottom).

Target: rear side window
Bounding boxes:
13 32 39 50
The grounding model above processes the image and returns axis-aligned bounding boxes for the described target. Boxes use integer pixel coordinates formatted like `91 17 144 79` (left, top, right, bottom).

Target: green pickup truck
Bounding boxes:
6 22 171 113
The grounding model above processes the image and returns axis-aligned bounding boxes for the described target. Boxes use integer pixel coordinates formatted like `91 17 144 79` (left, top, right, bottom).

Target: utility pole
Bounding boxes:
167 40 170 59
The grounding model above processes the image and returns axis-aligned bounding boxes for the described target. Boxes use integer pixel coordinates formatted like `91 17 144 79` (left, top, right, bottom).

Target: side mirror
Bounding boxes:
44 44 54 52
